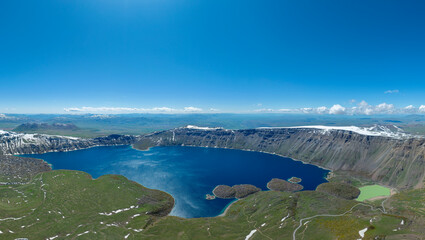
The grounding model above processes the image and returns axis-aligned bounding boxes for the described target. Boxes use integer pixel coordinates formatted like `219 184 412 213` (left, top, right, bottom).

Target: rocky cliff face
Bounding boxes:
134 126 425 189
0 130 140 155
0 131 140 183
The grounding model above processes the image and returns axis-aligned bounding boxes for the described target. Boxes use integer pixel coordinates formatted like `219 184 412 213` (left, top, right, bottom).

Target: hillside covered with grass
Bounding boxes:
0 169 423 239
0 170 173 239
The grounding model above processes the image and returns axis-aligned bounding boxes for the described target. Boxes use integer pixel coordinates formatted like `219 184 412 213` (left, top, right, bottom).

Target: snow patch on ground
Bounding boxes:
358 227 368 239
99 205 137 216
0 215 26 221
77 230 90 237
185 125 223 130
0 130 80 141
281 213 289 222
245 229 257 240
106 223 119 227
258 125 418 139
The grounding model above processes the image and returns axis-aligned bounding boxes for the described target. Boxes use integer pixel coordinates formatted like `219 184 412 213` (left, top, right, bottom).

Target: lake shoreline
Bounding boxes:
217 199 239 217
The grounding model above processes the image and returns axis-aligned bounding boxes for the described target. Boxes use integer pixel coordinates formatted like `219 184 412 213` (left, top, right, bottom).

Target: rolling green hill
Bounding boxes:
0 169 423 239
0 170 173 240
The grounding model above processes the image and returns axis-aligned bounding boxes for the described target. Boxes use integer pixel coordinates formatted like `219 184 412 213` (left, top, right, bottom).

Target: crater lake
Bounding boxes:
21 145 329 218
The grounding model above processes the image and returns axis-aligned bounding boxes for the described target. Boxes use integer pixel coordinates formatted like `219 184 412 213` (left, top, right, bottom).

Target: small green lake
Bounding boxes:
356 185 391 201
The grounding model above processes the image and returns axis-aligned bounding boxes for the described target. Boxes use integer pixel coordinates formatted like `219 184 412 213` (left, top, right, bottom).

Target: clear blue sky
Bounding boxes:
1 0 424 114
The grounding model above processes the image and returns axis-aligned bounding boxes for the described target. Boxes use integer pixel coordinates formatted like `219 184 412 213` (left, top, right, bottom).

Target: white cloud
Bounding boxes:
151 107 178 112
254 108 277 113
403 105 416 114
254 101 425 115
64 107 139 112
64 103 425 115
64 106 204 114
183 107 203 112
329 104 346 115
316 106 328 114
278 109 297 113
374 103 395 114
300 108 313 114
384 89 399 94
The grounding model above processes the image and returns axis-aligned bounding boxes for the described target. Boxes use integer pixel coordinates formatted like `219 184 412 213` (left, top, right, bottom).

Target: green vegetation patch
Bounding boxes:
0 169 422 239
267 178 303 192
0 170 173 240
316 182 360 200
141 190 410 240
356 185 391 201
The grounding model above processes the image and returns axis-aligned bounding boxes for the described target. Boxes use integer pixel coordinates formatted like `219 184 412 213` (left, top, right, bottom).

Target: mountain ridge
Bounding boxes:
1 125 424 189
134 126 425 189
0 130 140 155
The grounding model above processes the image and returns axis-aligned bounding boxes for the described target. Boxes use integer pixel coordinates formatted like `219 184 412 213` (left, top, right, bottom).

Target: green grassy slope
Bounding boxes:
0 170 173 240
0 170 423 239
140 190 423 240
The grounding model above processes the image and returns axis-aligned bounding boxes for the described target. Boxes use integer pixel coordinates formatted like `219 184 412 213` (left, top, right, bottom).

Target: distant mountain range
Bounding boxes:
13 123 80 132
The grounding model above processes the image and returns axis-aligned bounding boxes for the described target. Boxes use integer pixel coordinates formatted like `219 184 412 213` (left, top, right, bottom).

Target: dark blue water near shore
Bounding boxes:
21 146 329 218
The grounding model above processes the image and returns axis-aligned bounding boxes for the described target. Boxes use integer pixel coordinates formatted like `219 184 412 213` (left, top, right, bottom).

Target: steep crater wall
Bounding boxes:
0 132 140 155
134 128 425 189
1 127 424 189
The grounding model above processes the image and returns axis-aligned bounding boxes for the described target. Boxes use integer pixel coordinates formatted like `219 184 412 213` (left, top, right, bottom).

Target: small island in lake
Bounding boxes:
288 176 302 183
205 194 216 200
267 178 303 192
213 184 260 199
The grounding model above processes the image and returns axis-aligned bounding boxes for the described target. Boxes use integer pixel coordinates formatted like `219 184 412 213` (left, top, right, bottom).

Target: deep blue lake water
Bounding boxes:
21 145 329 218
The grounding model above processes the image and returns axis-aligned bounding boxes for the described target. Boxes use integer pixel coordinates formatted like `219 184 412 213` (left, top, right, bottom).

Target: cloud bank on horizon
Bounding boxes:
62 101 425 115
64 106 204 114
255 101 425 115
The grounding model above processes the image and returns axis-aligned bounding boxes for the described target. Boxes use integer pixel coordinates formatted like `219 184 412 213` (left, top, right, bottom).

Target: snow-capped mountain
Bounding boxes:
0 130 139 155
